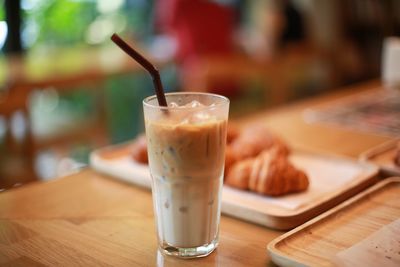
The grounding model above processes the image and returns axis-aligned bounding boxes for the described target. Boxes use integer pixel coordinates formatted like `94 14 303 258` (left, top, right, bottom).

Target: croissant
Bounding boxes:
229 125 290 161
394 142 400 167
226 124 240 144
131 134 148 164
225 148 309 196
224 146 238 177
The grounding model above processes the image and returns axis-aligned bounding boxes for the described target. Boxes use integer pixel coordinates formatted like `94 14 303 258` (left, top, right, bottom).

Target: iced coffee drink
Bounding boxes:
143 93 229 258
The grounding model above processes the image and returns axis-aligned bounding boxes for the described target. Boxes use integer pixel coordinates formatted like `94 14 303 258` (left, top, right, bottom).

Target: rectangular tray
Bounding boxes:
360 138 400 176
90 142 378 230
268 177 400 267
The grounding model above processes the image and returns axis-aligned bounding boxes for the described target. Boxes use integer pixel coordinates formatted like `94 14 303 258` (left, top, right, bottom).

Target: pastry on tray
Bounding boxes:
229 125 290 161
224 124 290 175
225 147 309 196
226 124 240 144
131 134 148 164
130 124 309 196
394 142 400 167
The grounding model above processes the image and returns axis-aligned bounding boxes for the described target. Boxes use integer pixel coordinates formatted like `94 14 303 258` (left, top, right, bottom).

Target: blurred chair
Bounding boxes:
0 68 109 189
0 84 36 189
0 42 173 189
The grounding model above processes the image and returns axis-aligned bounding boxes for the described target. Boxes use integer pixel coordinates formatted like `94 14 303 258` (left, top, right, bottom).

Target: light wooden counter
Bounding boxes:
0 81 393 266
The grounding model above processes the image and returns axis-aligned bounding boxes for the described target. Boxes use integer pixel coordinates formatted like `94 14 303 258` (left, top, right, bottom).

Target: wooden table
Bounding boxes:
0 81 393 266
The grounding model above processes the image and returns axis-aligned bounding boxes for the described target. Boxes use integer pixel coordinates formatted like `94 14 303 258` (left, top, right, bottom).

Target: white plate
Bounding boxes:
90 144 378 230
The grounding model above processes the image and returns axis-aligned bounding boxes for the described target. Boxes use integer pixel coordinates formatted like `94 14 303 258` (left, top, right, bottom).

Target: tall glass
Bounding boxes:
143 92 229 258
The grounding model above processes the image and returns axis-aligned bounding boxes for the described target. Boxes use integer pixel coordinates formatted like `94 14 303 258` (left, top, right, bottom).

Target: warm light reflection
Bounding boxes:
0 116 6 141
97 0 124 14
86 14 127 45
10 110 27 143
0 21 7 49
21 0 42 11
21 17 39 48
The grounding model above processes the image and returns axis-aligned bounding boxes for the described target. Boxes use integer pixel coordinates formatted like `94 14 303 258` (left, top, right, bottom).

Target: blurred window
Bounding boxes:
0 0 7 51
0 1 4 20
1 0 155 51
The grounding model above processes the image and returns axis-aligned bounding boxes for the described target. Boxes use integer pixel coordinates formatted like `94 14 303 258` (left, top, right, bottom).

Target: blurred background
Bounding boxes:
0 0 399 190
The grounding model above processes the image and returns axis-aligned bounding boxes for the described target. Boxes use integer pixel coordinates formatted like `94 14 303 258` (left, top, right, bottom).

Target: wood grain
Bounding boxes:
0 170 283 266
268 178 400 267
236 80 390 158
361 138 400 176
0 80 394 266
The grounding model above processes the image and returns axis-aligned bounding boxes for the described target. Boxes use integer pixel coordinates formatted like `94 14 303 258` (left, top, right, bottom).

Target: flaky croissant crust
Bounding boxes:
229 125 290 161
226 148 309 196
395 142 400 167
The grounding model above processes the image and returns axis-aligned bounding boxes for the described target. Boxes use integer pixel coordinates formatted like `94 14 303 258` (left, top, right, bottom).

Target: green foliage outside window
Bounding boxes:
0 0 4 21
23 0 97 47
22 0 154 49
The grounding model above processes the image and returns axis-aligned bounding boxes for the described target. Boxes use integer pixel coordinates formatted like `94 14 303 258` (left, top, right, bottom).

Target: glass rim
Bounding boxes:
143 92 230 110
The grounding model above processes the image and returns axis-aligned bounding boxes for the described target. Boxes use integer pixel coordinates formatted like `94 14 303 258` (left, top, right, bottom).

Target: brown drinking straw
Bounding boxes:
110 33 168 107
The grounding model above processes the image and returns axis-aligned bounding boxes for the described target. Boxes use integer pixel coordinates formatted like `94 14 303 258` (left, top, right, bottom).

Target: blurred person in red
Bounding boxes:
155 0 240 96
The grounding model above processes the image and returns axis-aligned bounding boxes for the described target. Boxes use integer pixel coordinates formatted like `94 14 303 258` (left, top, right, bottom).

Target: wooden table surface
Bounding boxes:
0 81 393 266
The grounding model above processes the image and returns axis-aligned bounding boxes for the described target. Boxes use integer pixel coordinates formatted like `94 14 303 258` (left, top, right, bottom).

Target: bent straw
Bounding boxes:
111 33 168 107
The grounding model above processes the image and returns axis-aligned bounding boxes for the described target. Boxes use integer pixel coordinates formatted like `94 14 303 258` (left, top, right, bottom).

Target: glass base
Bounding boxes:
159 238 218 259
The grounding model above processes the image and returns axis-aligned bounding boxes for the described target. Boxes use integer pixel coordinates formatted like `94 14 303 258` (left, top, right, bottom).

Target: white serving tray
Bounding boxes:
90 142 378 230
